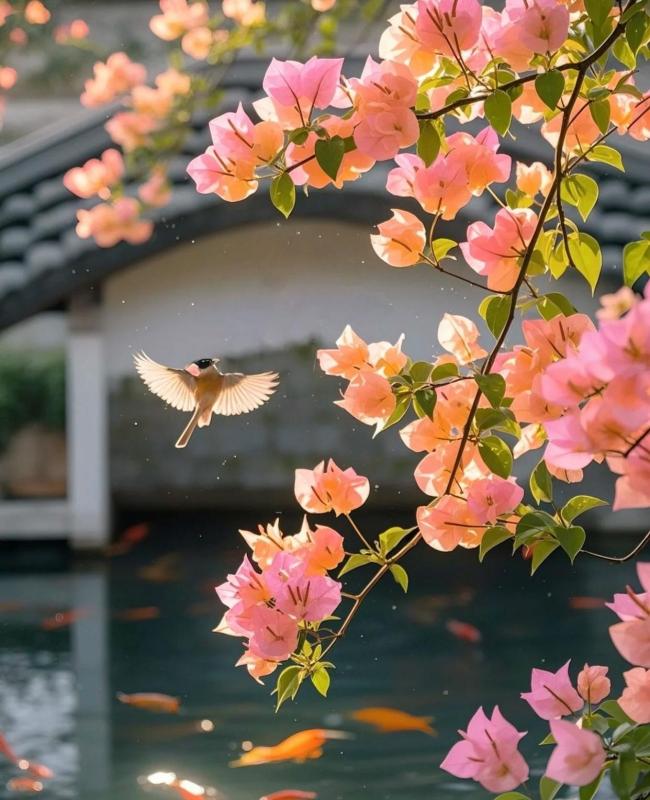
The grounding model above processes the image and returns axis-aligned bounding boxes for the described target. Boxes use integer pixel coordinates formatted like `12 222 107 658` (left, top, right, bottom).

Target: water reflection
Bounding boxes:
0 512 640 799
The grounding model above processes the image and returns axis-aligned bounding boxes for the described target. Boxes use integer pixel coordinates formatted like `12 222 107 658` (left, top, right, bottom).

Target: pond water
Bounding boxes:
0 511 640 800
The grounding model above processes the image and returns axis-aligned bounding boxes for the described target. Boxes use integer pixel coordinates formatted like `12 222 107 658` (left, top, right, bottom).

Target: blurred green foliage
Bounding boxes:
0 352 65 452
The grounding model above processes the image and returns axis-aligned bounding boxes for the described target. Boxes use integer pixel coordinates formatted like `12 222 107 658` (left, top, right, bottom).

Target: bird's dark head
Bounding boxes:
185 357 219 377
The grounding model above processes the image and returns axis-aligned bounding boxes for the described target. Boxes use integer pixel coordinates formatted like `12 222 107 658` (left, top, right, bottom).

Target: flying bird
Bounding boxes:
133 352 279 448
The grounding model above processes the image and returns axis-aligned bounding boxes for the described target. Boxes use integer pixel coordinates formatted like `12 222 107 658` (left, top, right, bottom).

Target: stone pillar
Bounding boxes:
66 291 110 548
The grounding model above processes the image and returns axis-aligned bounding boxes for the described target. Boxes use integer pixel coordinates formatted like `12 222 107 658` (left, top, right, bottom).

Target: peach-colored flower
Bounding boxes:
9 28 27 45
235 650 278 684
311 0 336 10
182 26 213 59
149 0 209 40
63 148 124 200
513 424 546 458
335 371 396 429
618 667 650 723
466 476 523 525
596 286 637 321
54 18 89 42
0 66 17 90
24 1 50 24
417 497 483 552
131 85 173 118
294 459 370 516
415 0 482 57
75 198 153 248
105 111 158 151
516 161 553 197
370 209 426 267
317 325 370 379
576 664 610 705
155 68 191 97
542 99 601 154
223 0 265 25
138 167 171 207
437 314 487 365
368 335 408 377
0 2 13 27
81 52 147 107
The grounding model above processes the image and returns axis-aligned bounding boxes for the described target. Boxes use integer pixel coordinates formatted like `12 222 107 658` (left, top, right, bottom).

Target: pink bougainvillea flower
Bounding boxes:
181 26 214 59
543 411 597 471
415 0 482 56
294 460 370 516
266 552 342 622
75 198 153 248
437 313 487 365
521 661 583 719
335 371 397 430
379 4 436 76
618 667 650 723
353 105 420 161
215 555 271 610
412 154 473 220
262 56 343 118
417 497 483 552
608 564 650 666
507 0 569 56
466 476 524 525
105 111 158 152
545 719 606 787
400 415 449 453
247 605 299 661
461 208 537 292
317 326 370 379
63 148 124 200
440 706 529 793
311 0 337 10
516 161 553 197
138 167 172 207
576 664 610 705
445 127 512 196
370 209 426 267
298 524 345 576
607 563 650 620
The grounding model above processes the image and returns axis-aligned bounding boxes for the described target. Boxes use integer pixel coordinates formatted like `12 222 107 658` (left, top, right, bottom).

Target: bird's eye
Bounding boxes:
195 358 212 369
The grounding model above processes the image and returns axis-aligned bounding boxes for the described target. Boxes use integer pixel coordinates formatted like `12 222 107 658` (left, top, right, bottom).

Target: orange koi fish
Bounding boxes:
23 763 54 780
41 609 90 630
446 619 482 643
0 733 19 764
106 522 150 556
113 606 160 622
260 792 317 800
6 778 43 793
138 553 182 583
231 729 350 767
117 692 180 714
350 707 436 735
569 596 606 610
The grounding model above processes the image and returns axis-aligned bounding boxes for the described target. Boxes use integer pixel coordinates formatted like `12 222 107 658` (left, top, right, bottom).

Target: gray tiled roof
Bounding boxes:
0 57 646 331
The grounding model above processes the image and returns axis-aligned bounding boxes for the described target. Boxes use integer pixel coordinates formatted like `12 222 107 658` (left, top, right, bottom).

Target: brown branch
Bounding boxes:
582 530 650 563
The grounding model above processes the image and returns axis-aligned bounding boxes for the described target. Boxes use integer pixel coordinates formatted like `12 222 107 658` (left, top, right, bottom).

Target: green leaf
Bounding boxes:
475 374 506 408
514 511 557 548
478 435 512 479
623 238 650 286
413 388 436 419
569 232 602 294
539 732 556 745
390 564 409 593
379 526 414 556
555 525 586 563
585 0 612 27
590 97 611 134
579 771 604 800
586 144 624 171
540 776 562 800
479 294 512 338
530 460 553 504
417 120 441 167
429 362 459 382
375 393 410 435
484 90 512 136
613 36 636 69
537 292 577 319
531 540 560 574
561 174 599 222
561 495 607 523
338 553 375 578
410 361 433 383
274 665 303 710
479 526 512 562
475 407 517 434
314 136 346 180
493 794 530 800
311 667 330 697
600 700 634 724
535 70 565 110
432 238 457 261
626 10 649 52
270 173 296 218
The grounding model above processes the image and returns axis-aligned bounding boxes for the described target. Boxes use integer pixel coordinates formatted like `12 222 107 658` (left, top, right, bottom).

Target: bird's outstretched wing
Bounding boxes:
133 351 196 412
212 372 279 416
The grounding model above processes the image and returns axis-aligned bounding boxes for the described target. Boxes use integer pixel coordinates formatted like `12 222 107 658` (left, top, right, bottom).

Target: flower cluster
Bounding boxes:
214 460 368 682
539 286 650 509
443 564 650 795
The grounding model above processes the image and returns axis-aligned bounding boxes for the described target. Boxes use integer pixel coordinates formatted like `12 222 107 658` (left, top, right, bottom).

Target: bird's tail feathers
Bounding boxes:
175 408 200 448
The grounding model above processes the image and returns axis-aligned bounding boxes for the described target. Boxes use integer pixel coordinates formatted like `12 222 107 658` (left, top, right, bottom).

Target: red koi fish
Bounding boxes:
446 619 482 643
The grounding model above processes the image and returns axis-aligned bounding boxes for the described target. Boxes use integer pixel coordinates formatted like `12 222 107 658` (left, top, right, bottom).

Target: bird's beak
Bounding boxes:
184 363 201 377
